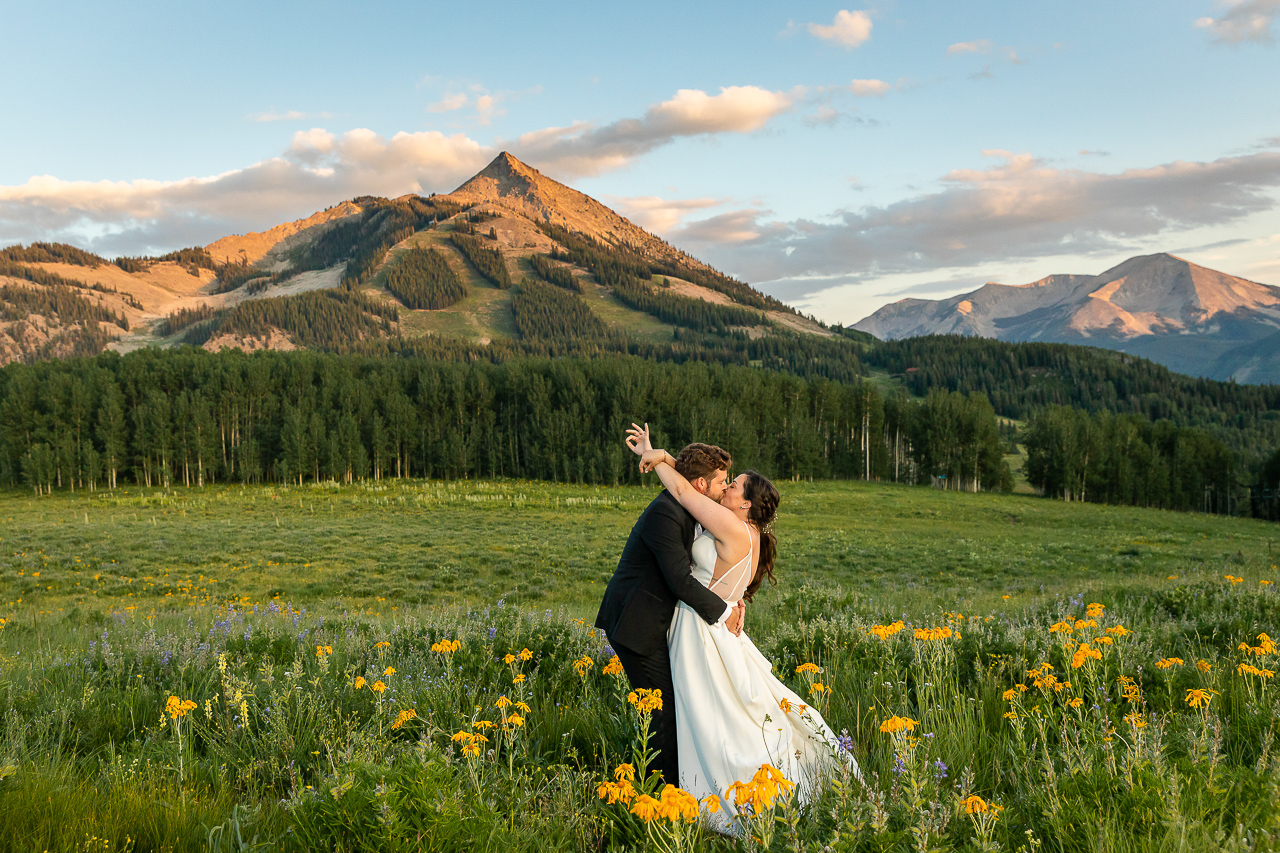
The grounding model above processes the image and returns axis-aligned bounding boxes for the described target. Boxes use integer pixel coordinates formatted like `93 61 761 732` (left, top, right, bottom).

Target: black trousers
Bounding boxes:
611 640 678 786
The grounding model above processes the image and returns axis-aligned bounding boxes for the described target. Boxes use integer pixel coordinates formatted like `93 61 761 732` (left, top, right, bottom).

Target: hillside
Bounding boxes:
854 253 1280 382
0 153 820 363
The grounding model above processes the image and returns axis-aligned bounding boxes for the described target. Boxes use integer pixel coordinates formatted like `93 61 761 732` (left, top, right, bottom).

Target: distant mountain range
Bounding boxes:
854 253 1280 383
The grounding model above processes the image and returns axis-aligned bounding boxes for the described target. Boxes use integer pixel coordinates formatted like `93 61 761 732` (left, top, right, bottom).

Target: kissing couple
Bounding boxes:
595 424 859 830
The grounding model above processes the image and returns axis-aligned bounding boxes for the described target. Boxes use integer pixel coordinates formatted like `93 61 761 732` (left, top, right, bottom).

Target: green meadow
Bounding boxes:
1 480 1279 852
3 479 1273 620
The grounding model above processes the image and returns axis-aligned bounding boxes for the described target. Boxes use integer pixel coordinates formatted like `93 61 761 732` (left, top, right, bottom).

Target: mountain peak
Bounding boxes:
443 152 716 273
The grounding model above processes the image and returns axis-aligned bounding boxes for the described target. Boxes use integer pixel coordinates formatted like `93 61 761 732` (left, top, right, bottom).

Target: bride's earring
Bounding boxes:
740 503 748 509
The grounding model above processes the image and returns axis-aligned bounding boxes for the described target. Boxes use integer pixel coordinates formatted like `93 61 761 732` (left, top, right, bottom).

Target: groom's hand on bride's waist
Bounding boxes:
726 601 745 636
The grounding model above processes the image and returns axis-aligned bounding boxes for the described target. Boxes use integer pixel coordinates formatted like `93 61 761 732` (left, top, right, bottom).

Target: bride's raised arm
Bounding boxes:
631 443 749 551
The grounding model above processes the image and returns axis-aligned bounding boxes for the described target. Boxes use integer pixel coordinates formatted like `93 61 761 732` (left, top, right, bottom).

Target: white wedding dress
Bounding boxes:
668 526 859 830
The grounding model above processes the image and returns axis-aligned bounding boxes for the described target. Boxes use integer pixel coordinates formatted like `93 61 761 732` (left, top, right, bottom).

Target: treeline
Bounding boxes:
1 283 128 331
540 223 788 312
154 305 223 337
208 196 469 296
511 278 608 341
861 335 1280 468
383 248 467 310
611 276 767 333
528 253 582 293
116 246 218 275
182 290 397 351
449 232 511 288
542 228 767 332
0 242 107 267
1023 406 1236 513
0 348 1008 492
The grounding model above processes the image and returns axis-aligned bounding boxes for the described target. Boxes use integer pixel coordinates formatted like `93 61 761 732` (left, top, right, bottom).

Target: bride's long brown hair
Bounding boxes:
741 470 780 602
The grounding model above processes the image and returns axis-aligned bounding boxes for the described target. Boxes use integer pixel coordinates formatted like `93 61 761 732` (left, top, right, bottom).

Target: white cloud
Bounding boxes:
1196 0 1279 43
807 10 873 48
682 147 1280 300
0 129 492 254
607 196 723 233
0 85 796 254
427 93 469 113
508 85 796 177
671 208 786 244
947 40 991 55
849 79 892 97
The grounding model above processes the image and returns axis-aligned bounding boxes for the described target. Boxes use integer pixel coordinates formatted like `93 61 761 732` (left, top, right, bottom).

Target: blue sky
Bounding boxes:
2 1 1278 323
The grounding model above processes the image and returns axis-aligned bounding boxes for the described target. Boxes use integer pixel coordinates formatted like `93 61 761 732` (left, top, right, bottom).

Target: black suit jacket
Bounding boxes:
595 490 730 656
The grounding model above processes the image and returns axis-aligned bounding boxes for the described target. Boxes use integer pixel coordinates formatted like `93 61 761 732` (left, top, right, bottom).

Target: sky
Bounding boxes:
2 0 1279 325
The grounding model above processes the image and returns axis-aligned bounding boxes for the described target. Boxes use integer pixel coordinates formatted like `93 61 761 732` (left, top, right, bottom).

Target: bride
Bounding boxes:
625 424 859 829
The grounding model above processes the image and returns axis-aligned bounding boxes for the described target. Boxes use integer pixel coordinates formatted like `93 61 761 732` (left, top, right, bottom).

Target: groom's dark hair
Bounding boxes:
674 443 732 483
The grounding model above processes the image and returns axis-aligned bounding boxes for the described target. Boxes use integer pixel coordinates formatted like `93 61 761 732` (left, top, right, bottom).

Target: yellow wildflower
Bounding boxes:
868 620 905 640
629 794 661 821
1155 658 1183 669
628 688 663 714
495 696 512 709
914 626 954 641
1002 688 1019 701
512 674 526 684
515 701 531 713
353 676 367 690
164 696 198 720
371 680 387 694
390 709 417 730
383 666 396 677
657 785 701 822
809 682 830 696
1049 620 1074 634
1197 659 1212 672
795 662 820 674
472 720 496 730
613 763 636 782
1085 603 1105 618
451 730 476 743
375 640 391 650
1069 697 1084 708
1186 688 1216 709
961 794 991 814
572 656 594 677
518 648 534 661
461 743 482 759
1107 625 1131 636
879 715 918 734
702 794 722 814
1123 712 1147 729
602 656 625 676
779 697 793 714
503 653 516 664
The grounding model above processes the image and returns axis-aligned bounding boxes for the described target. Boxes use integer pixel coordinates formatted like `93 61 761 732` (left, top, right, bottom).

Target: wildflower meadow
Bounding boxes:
1 479 1279 852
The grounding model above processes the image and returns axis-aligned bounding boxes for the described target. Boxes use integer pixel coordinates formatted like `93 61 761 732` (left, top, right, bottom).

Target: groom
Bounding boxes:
595 442 745 785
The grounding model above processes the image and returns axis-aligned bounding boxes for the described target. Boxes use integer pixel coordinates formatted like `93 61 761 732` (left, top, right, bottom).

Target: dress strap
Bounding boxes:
707 521 755 595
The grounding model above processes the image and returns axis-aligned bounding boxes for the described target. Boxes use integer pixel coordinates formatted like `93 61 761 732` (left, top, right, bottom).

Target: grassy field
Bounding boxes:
2 479 1274 623
2 480 1279 852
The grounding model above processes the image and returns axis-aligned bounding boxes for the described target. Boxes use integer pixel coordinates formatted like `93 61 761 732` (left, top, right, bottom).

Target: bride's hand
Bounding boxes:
625 422 652 457
639 449 667 474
